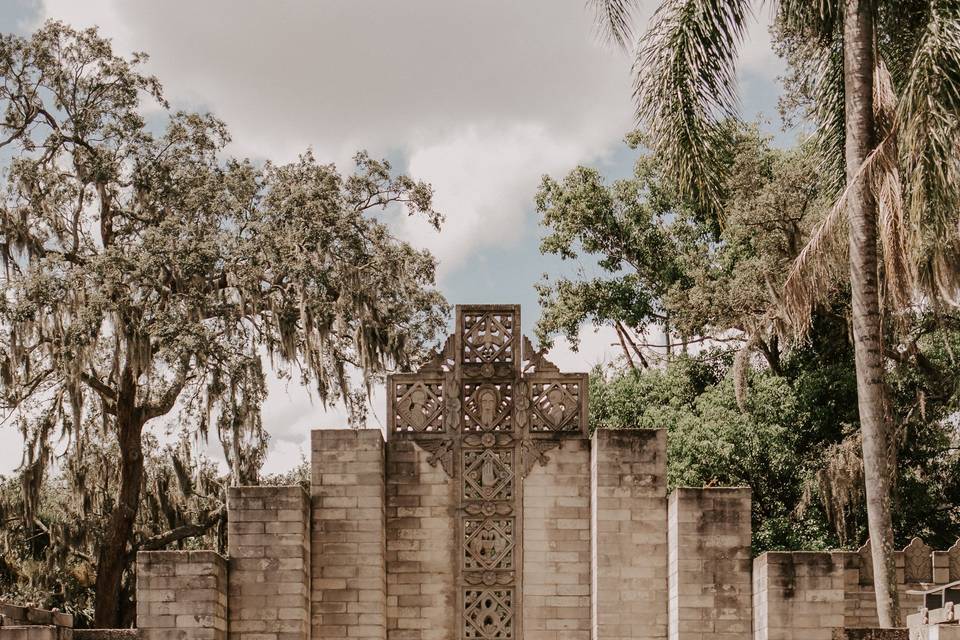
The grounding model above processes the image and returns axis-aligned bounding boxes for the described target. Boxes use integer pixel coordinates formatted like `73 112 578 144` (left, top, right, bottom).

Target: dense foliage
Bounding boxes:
537 127 960 553
0 22 446 626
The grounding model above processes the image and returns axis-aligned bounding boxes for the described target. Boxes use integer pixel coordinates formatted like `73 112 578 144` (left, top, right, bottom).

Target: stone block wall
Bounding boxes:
384 439 457 640
137 550 228 640
591 428 668 640
522 438 592 640
752 539 960 639
752 552 845 640
668 487 753 640
227 486 310 640
311 429 387 640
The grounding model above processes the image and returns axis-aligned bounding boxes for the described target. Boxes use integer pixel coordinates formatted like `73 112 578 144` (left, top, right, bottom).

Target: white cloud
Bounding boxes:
13 0 785 476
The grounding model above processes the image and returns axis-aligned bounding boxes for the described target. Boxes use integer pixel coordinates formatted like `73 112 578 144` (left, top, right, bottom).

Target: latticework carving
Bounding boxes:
463 449 514 502
903 537 933 583
462 311 515 365
530 380 581 432
392 379 444 433
464 589 513 639
464 382 513 432
464 518 514 570
387 304 588 639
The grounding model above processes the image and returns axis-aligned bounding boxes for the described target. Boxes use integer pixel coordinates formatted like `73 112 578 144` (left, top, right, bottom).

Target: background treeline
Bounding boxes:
536 125 960 554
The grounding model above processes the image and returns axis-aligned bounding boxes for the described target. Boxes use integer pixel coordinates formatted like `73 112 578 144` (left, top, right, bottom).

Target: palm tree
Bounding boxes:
591 0 960 627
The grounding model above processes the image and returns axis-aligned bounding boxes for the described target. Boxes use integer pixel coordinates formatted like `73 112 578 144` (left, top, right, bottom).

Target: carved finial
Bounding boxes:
522 335 559 373
420 335 454 372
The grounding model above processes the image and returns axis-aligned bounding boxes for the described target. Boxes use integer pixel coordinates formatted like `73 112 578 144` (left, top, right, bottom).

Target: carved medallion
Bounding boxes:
464 589 513 639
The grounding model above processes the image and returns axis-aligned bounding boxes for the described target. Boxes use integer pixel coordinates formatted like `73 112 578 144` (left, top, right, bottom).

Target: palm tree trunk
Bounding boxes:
842 0 901 627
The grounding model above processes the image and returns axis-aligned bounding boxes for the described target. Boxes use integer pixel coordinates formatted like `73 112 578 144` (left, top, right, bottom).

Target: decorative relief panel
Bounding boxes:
903 537 933 583
463 449 514 502
464 589 514 639
392 379 444 433
388 304 589 640
530 380 581 432
462 310 516 365
948 539 960 581
464 518 514 570
464 382 513 432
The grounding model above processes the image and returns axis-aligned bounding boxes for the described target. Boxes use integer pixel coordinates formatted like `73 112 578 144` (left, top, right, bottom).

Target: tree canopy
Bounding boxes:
0 21 447 626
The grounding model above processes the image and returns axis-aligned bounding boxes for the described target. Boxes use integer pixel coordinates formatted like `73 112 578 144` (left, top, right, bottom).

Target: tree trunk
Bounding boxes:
842 0 901 627
93 400 145 628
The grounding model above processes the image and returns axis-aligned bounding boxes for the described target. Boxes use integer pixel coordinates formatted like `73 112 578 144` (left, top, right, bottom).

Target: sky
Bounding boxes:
0 0 788 476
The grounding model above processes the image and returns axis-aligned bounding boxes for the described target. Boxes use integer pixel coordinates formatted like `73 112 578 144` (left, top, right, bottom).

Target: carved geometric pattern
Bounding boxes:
463 382 513 432
464 518 514 570
462 311 515 365
464 589 513 639
530 381 580 432
463 449 514 502
948 539 960 581
903 537 933 583
393 380 444 433
389 305 589 640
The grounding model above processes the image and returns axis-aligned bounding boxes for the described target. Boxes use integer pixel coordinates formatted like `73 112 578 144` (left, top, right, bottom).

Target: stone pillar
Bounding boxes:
591 428 668 640
523 438 593 640
384 439 457 640
667 487 752 640
311 429 387 640
137 550 228 640
752 552 845 640
227 486 310 640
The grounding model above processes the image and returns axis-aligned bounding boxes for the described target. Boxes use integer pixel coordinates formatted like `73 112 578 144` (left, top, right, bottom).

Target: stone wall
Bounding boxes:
136 551 227 640
753 538 960 639
591 428 668 640
227 486 310 640
311 429 387 640
522 438 592 640
384 438 457 640
668 487 753 640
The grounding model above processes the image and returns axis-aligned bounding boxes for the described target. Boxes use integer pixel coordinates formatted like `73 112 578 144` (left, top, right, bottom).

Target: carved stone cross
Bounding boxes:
388 304 588 640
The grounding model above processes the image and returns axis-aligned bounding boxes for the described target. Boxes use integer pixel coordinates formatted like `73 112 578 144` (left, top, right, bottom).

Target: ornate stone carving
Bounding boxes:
522 335 559 373
387 304 588 639
903 537 933 583
462 311 516 365
520 439 561 478
464 589 513 639
530 380 581 432
392 379 444 433
463 449 514 502
464 518 514 570
464 382 513 432
417 438 454 478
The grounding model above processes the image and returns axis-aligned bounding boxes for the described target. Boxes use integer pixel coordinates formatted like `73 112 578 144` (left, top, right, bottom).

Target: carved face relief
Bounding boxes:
464 383 513 432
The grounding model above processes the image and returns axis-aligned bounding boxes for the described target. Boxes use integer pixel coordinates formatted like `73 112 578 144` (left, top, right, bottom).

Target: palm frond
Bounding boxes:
897 0 960 305
872 61 914 314
588 0 640 50
634 0 751 221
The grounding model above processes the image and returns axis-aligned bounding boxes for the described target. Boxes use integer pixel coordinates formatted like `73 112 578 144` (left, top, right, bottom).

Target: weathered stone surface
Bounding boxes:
227 486 309 640
137 550 227 640
668 487 753 640
592 428 668 640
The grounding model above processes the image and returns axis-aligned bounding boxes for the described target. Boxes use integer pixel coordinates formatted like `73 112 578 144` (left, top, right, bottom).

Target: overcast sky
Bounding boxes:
0 0 788 476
